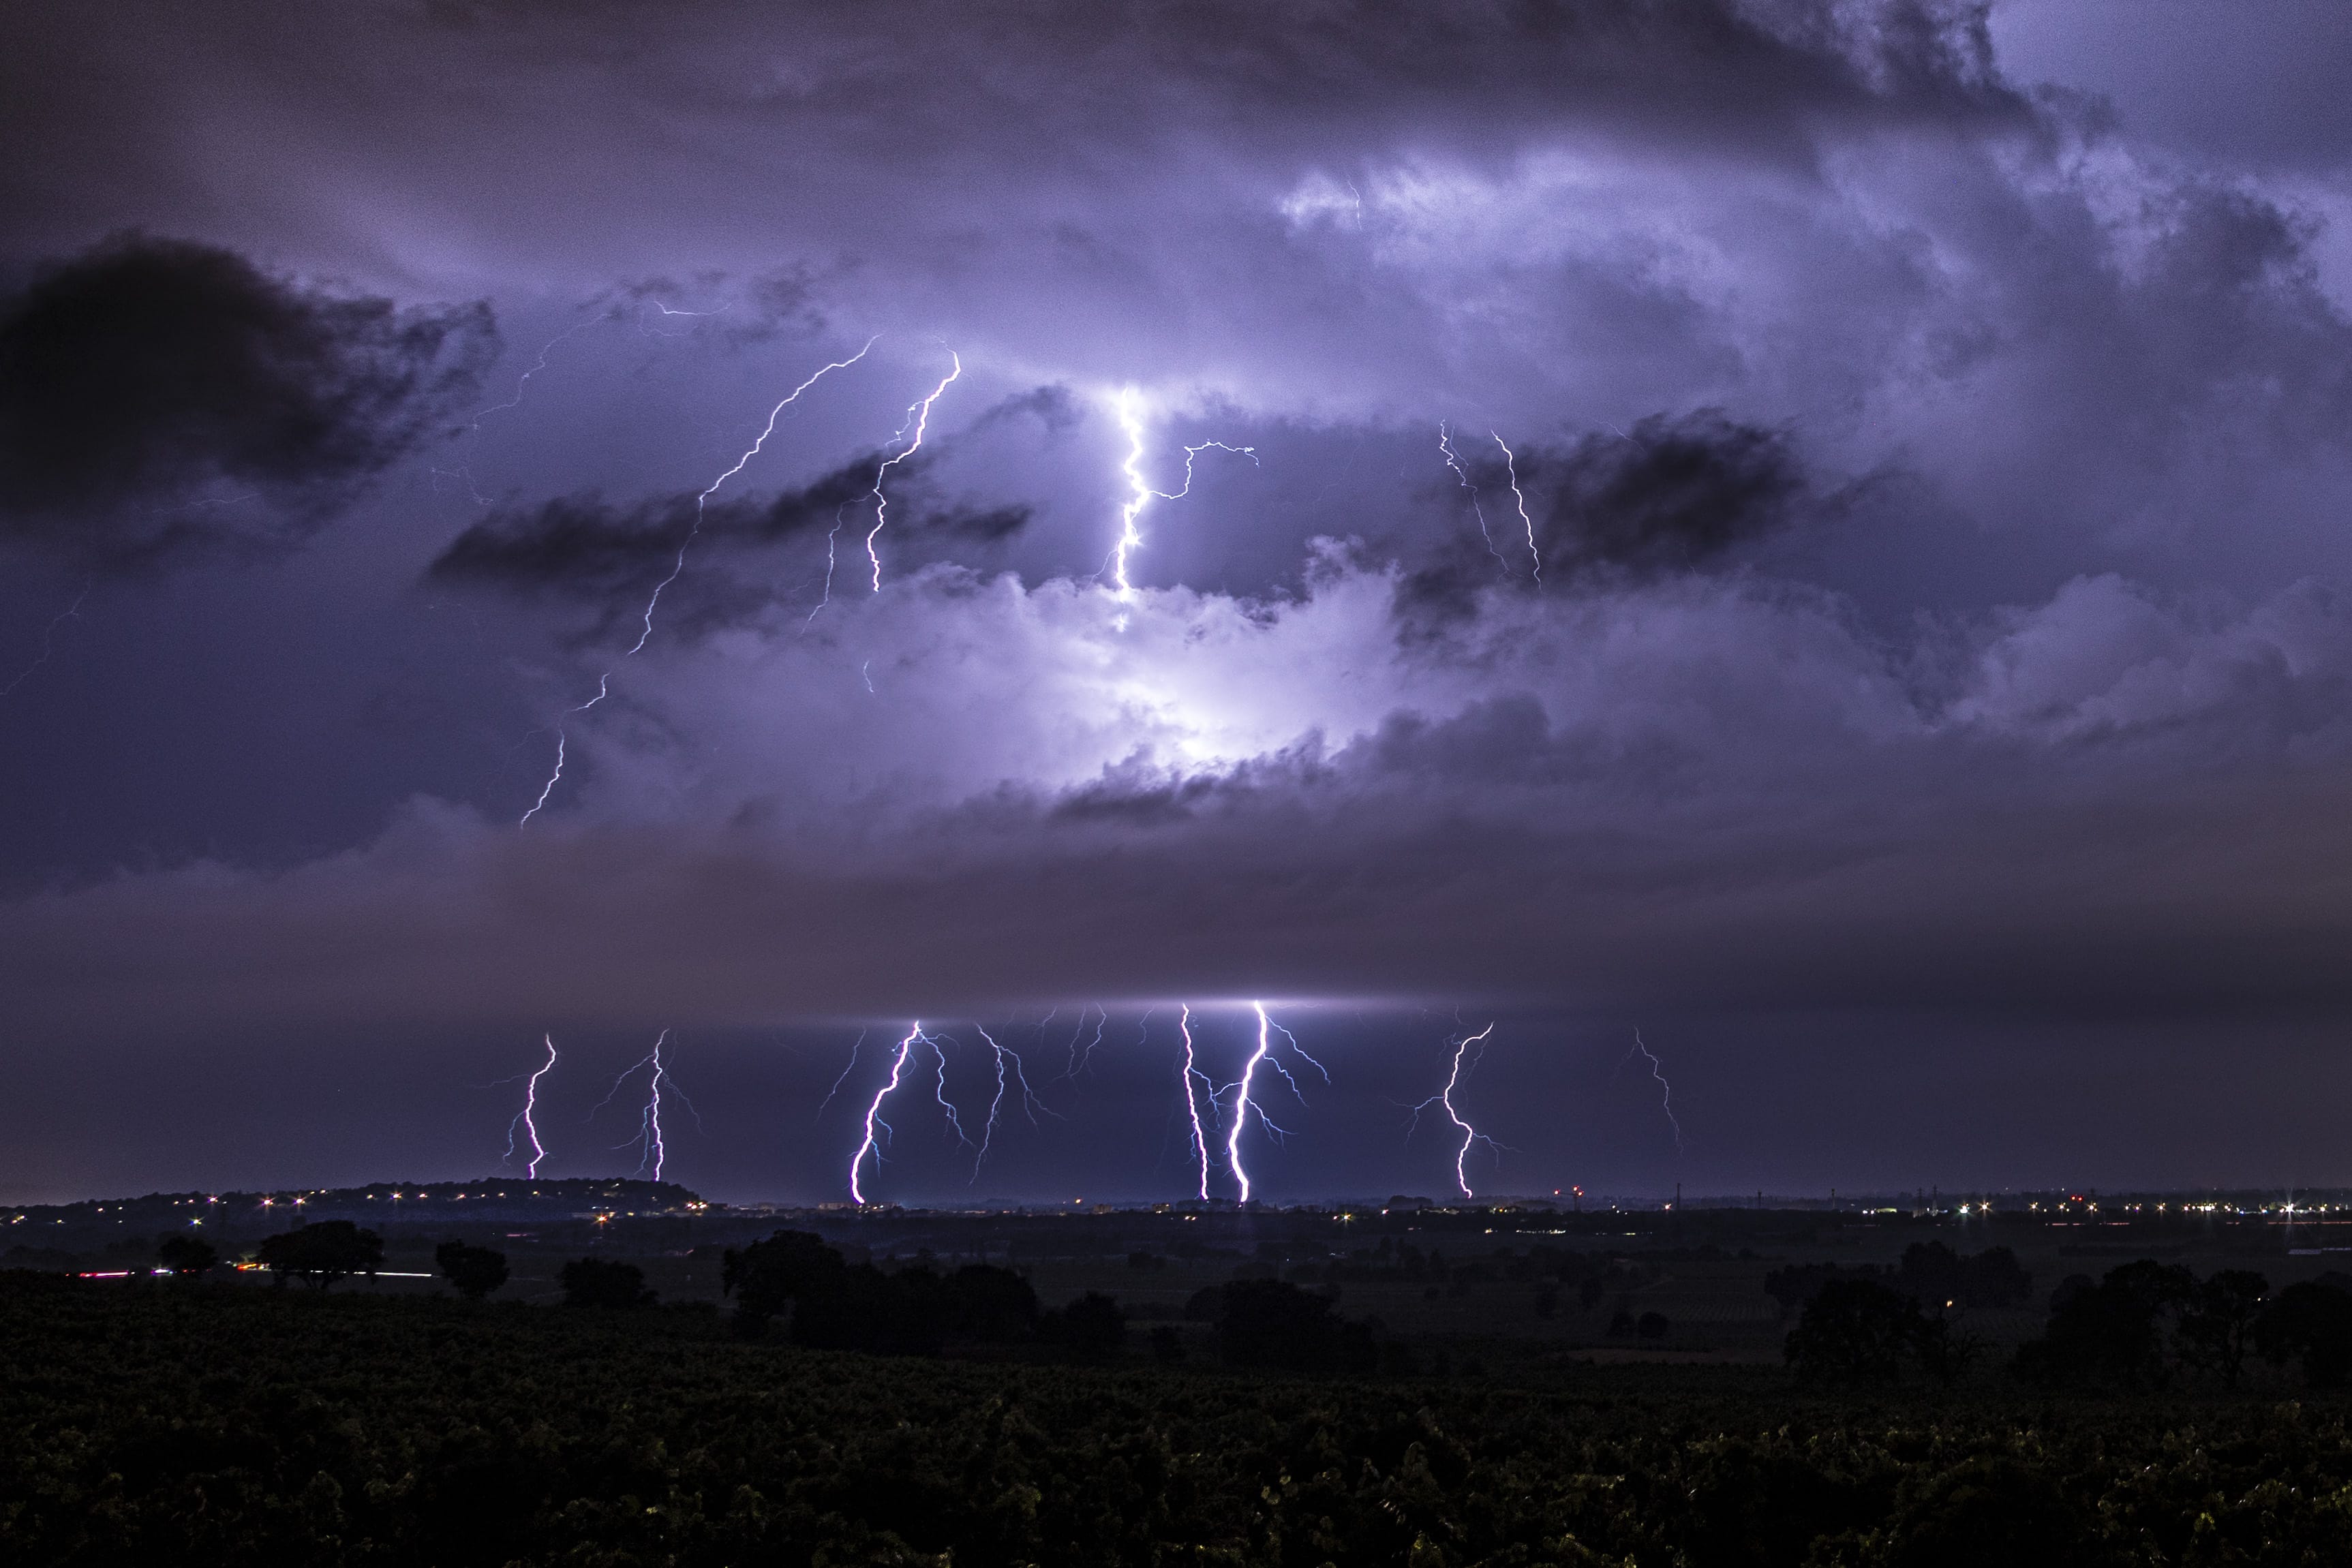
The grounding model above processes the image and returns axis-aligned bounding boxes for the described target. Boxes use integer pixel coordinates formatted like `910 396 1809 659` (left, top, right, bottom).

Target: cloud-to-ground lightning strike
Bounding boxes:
1177 1004 1214 1201
591 1030 692 1181
520 344 874 823
1410 1023 1499 1199
1063 1004 1109 1079
1439 423 1508 572
1224 1001 1321 1204
1491 432 1542 583
865 352 963 591
503 1034 559 1178
1108 390 1259 598
930 1032 974 1150
971 1024 1051 1180
849 1024 926 1203
1625 1028 1685 1151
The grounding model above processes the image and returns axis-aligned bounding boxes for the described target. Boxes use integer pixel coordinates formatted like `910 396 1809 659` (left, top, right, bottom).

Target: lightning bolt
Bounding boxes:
1063 1005 1109 1079
971 1024 1051 1180
635 337 878 654
930 1031 974 1150
519 343 874 824
1177 1004 1213 1201
1624 1027 1685 1152
518 674 606 827
1108 390 1259 598
503 1034 559 1180
1438 423 1508 572
590 1030 691 1181
470 316 596 432
1491 431 1542 583
865 352 963 592
0 581 91 700
850 1023 926 1204
1409 1023 1498 1199
816 1027 870 1116
1225 1001 1315 1205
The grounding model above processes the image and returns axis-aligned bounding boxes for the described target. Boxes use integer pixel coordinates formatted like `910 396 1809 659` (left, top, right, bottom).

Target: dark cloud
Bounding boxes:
0 235 495 570
427 456 1031 613
1399 410 1809 625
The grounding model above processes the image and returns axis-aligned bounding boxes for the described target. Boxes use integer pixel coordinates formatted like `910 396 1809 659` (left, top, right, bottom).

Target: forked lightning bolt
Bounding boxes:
592 1030 692 1181
865 352 962 591
521 342 874 824
1109 390 1258 598
634 337 879 654
1223 1002 1323 1204
1410 1023 1499 1199
503 1034 559 1179
971 1024 1051 1180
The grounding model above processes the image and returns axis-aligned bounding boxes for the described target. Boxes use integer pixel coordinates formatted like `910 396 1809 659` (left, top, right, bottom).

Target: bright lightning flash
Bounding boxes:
1409 1023 1499 1199
592 1030 694 1181
1108 390 1258 598
503 1034 559 1179
1491 431 1542 583
1177 1004 1213 1201
850 1023 928 1203
1223 1002 1322 1204
866 352 963 592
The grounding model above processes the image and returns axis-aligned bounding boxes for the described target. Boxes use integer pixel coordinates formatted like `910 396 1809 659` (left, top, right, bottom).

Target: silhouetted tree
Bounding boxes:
722 1229 847 1334
1041 1291 1126 1358
2255 1278 2352 1389
943 1263 1040 1342
2176 1270 2267 1388
156 1234 217 1277
1786 1278 1950 1385
1149 1324 1185 1364
2013 1259 2197 1389
1637 1310 1670 1340
1218 1279 1376 1372
1896 1242 2033 1309
434 1240 510 1301
559 1257 655 1308
256 1221 384 1291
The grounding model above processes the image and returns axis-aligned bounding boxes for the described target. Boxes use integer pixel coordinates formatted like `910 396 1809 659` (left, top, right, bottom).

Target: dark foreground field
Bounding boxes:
9 1272 2352 1567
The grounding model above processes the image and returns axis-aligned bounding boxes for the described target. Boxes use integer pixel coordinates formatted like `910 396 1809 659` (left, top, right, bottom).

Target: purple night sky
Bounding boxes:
5 1 2352 1205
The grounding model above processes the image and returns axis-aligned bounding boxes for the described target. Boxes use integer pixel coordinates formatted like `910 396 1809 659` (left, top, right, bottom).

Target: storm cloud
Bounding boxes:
6 1 2352 1200
0 235 494 569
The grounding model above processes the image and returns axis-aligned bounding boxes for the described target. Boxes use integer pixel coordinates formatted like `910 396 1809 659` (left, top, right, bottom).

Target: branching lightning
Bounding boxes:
503 1034 559 1179
930 1030 975 1150
865 352 963 592
1109 390 1259 598
1439 423 1508 572
1409 1023 1499 1199
520 342 874 824
1063 1004 1109 1079
971 1024 1051 1180
635 337 878 654
591 1029 691 1180
1624 1027 1685 1151
849 1023 926 1203
1491 431 1542 582
1223 1001 1317 1205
